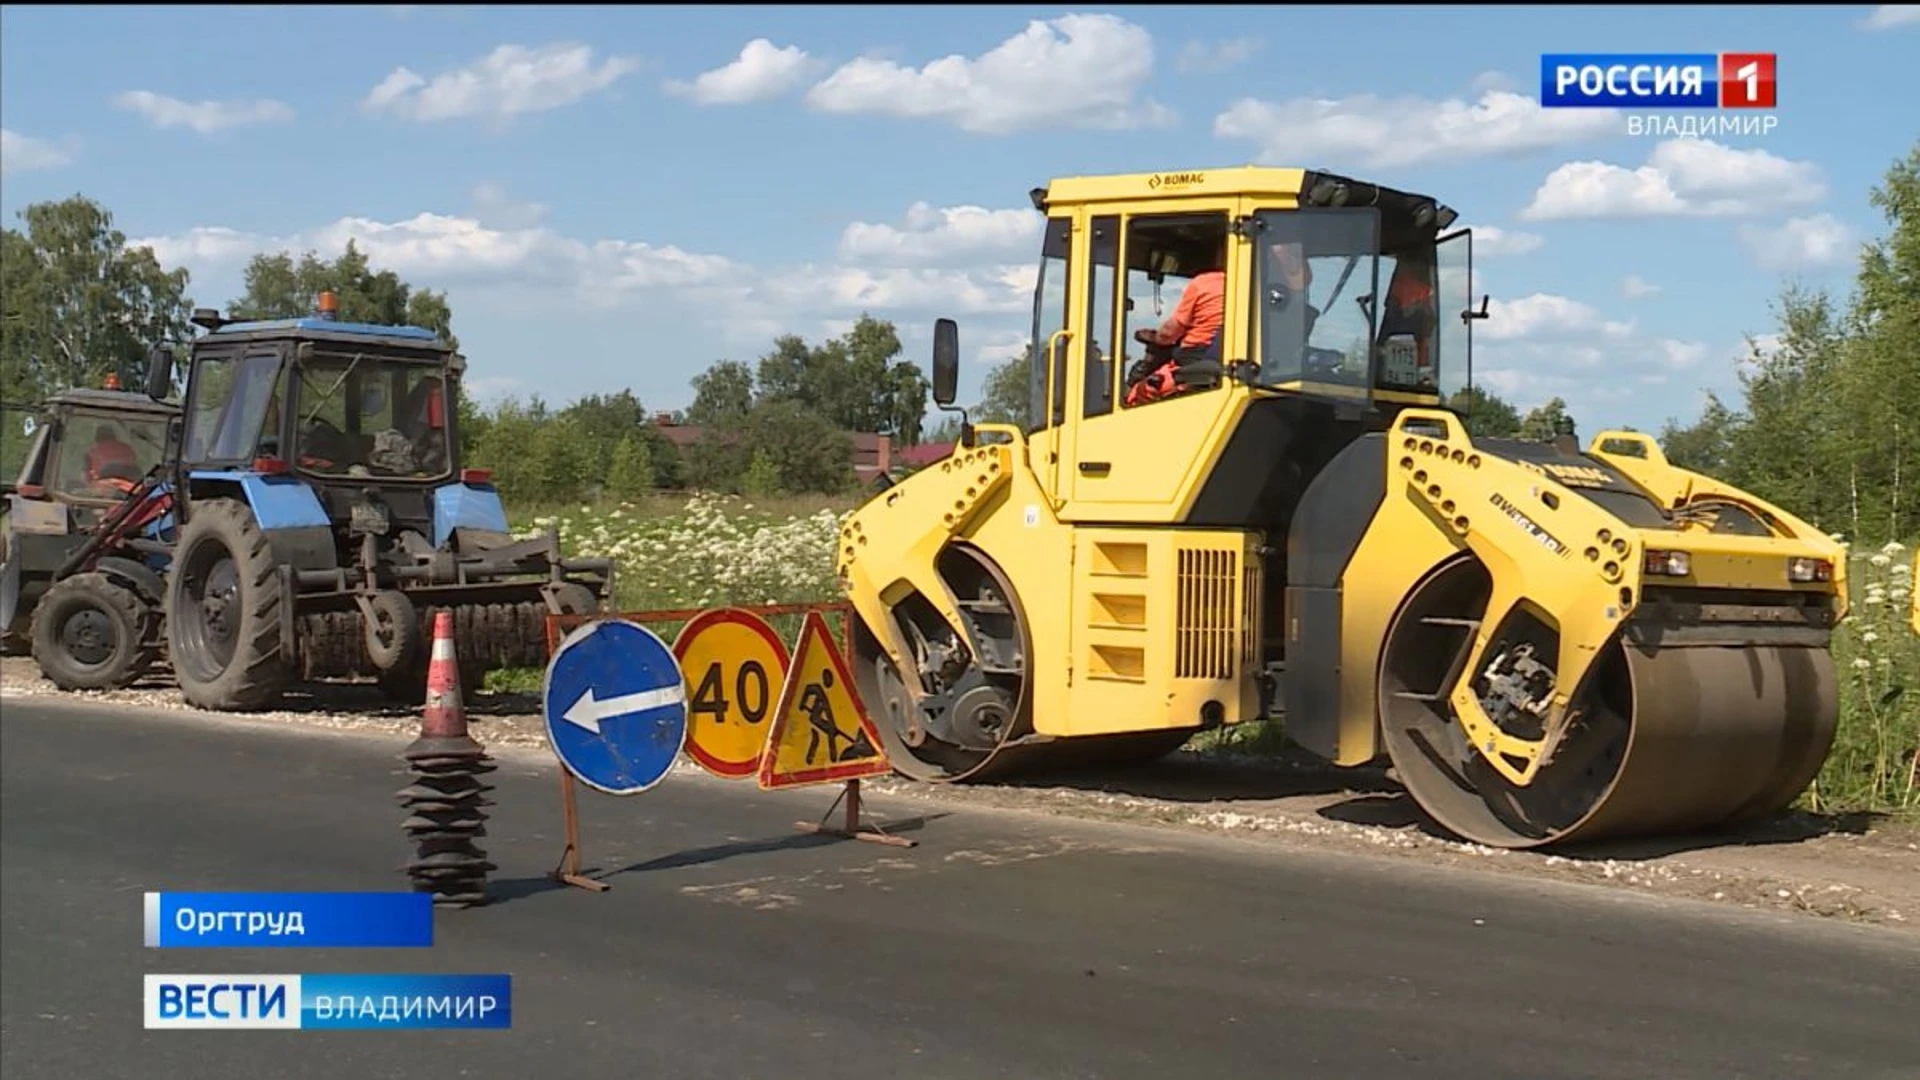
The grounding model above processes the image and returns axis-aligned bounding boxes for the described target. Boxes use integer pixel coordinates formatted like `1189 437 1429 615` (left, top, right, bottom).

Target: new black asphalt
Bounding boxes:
3 698 1916 1079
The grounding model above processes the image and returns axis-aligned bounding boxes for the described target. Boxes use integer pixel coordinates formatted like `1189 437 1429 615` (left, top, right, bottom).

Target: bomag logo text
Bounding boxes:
1520 460 1616 489
1149 172 1205 190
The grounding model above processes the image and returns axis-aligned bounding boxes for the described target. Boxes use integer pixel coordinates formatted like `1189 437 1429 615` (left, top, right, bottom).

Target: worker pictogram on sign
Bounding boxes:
758 611 891 790
671 607 790 780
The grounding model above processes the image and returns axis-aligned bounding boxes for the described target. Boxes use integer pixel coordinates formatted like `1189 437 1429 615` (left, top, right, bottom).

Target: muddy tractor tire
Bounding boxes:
0 509 26 657
166 498 292 711
29 571 162 691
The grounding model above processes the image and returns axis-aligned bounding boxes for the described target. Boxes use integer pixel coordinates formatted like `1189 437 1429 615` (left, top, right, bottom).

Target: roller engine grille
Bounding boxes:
1175 547 1239 679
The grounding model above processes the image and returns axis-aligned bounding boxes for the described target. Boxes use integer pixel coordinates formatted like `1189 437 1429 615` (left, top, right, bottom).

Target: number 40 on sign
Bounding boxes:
671 609 792 780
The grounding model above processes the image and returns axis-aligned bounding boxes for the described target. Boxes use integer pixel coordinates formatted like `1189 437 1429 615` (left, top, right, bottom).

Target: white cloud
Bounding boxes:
1480 293 1635 342
113 90 294 134
362 43 641 124
1735 213 1858 271
468 182 549 229
130 206 1034 351
803 14 1174 135
664 38 818 104
839 201 1041 264
1520 139 1825 221
1462 224 1545 257
1621 274 1660 299
1176 36 1260 73
1213 88 1618 169
1468 70 1519 95
0 128 78 175
1474 333 1713 415
1861 5 1920 30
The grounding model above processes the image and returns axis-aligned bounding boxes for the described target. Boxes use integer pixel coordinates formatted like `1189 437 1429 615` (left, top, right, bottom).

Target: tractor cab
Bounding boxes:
4 384 178 513
1 378 180 660
165 293 470 537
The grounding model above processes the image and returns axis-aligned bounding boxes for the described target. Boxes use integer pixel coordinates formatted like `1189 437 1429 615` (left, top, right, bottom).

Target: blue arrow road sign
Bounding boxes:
542 619 688 796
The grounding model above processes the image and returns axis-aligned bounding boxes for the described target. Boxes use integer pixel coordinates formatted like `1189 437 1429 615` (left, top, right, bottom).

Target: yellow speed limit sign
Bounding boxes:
671 608 792 779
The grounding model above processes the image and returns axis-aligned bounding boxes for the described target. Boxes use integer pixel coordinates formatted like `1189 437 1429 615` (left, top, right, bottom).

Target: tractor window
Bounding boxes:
1 405 37 489
1026 217 1072 433
293 355 451 480
47 409 172 500
184 352 284 464
1119 211 1230 409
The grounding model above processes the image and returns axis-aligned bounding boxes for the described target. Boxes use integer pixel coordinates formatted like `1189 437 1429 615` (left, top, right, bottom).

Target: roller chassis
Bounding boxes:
835 164 1851 852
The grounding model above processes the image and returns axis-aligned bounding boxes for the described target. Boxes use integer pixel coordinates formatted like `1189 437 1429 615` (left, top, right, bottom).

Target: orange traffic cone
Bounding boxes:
421 610 466 739
399 608 495 907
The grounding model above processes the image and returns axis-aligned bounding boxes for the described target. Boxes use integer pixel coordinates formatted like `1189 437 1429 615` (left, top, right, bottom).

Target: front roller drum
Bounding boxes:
1379 557 1839 849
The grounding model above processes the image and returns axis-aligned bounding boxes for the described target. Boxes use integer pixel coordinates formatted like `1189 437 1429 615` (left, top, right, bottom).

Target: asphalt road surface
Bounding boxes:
3 698 1917 1080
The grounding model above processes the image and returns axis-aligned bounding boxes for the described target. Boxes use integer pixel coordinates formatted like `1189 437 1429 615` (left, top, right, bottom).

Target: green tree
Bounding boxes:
606 435 656 499
742 398 853 494
1657 391 1738 475
1517 397 1577 442
973 348 1030 428
1447 385 1521 438
1723 292 1848 531
685 359 756 427
0 196 194 400
739 449 783 497
229 240 457 348
749 316 929 443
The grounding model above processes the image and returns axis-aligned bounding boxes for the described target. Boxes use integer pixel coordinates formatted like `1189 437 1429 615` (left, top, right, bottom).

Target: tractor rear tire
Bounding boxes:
30 572 161 691
0 509 26 656
167 498 292 711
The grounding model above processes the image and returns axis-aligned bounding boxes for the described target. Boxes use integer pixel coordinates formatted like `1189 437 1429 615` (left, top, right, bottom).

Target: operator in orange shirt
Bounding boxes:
1124 245 1226 406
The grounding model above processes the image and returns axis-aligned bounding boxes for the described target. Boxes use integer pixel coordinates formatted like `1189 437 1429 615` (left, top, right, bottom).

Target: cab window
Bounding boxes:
1118 212 1230 409
1027 217 1072 433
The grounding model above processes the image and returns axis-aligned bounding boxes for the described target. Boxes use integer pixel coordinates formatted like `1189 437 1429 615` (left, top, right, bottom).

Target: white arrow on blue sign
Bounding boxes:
541 619 688 796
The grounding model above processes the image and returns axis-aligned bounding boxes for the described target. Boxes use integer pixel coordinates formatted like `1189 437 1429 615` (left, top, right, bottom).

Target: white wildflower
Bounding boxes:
1870 554 1891 568
1852 658 1872 670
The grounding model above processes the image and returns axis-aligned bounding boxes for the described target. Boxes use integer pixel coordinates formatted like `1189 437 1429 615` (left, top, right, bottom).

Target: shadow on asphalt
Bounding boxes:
967 745 1889 861
994 748 1401 802
484 813 952 905
1313 790 1887 858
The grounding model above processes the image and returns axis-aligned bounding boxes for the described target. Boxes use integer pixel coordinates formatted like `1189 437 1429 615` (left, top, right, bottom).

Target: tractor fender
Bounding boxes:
432 481 511 550
187 473 337 571
95 555 165 608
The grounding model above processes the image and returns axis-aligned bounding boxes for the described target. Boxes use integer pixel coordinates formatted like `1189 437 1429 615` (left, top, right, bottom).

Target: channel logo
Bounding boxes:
143 974 511 1030
1540 53 1776 108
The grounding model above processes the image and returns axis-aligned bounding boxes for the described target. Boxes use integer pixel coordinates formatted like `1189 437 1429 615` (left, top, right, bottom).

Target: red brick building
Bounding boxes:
648 414 953 487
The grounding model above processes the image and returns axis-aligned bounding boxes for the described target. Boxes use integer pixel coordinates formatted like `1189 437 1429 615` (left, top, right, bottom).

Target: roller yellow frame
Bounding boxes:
835 166 1849 849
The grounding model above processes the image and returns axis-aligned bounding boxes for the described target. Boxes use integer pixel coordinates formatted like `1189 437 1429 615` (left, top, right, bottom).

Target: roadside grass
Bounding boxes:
501 494 1918 819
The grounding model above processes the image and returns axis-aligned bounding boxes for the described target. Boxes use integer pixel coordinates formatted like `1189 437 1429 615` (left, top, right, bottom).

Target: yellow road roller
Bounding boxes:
834 166 1849 849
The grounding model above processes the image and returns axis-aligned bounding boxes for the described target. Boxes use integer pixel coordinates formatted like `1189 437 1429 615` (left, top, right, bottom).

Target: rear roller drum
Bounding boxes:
1378 555 1838 849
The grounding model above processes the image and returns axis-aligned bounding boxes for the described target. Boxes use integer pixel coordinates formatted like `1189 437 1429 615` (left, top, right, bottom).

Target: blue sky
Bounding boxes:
3 4 1917 435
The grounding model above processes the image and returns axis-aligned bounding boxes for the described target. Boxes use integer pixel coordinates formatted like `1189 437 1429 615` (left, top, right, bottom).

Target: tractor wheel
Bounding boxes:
167 498 292 711
363 590 420 673
0 509 26 656
376 604 486 706
30 572 161 691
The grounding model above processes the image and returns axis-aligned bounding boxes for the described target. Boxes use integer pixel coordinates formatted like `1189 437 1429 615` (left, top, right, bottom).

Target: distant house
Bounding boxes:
647 413 953 488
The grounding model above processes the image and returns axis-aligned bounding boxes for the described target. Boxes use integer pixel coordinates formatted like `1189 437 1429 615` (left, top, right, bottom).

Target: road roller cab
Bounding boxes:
834 165 1850 850
156 295 611 712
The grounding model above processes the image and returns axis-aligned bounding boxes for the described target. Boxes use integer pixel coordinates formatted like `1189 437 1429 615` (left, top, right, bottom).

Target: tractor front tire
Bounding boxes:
167 498 292 711
30 572 161 691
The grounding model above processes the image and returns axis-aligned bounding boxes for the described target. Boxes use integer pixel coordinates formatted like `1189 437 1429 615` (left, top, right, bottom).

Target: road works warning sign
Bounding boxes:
757 611 892 790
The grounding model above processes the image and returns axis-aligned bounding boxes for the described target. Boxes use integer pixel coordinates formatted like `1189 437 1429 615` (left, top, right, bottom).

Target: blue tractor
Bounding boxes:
150 294 611 710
